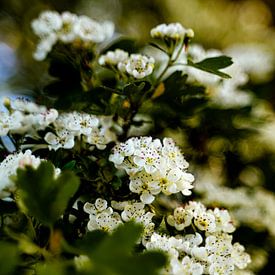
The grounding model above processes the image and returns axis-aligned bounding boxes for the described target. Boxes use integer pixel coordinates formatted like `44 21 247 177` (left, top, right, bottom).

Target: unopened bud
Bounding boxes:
185 29 194 39
3 97 11 111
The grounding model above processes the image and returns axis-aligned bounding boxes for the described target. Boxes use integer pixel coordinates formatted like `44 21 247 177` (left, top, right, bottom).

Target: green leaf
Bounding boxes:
15 161 80 226
36 262 65 275
76 222 167 275
0 242 19 275
187 55 233 79
123 81 152 105
62 160 76 171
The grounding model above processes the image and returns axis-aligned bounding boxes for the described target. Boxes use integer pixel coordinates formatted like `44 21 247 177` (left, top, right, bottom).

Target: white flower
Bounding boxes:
84 127 109 150
129 172 161 204
44 129 75 150
84 198 112 216
231 243 251 269
99 49 129 67
120 201 154 226
182 233 203 254
33 109 59 130
66 112 99 136
58 12 78 42
167 207 193 230
89 212 122 232
33 33 58 61
150 23 194 41
162 138 189 169
101 21 115 41
194 211 216 232
31 10 62 37
118 54 155 79
171 256 203 275
0 111 24 136
1 98 59 136
11 98 47 113
211 208 235 233
208 262 234 275
74 255 91 271
133 146 161 174
74 16 110 43
84 199 122 232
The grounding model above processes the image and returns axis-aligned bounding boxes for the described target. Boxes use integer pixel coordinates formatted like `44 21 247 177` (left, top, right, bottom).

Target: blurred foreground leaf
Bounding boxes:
75 222 167 275
15 161 80 226
0 242 19 275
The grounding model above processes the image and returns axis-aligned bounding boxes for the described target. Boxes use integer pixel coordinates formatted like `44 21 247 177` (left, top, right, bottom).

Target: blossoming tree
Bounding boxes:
0 10 253 275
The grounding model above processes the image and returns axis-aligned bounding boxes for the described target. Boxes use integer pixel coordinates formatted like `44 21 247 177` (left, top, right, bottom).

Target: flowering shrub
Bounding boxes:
0 10 260 274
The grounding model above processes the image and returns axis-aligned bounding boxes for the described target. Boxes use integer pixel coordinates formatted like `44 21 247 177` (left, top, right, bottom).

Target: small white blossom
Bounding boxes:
171 256 203 275
167 207 193 230
58 12 78 42
0 111 24 136
232 243 251 269
118 54 155 79
194 211 216 232
211 208 235 233
33 33 58 61
74 16 113 43
44 129 75 151
31 11 62 37
99 49 129 67
84 199 122 232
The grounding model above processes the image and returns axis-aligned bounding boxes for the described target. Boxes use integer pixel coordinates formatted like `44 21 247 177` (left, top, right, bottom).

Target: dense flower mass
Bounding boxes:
146 202 251 275
44 111 116 150
31 10 114 60
84 199 155 243
83 198 251 274
0 98 116 151
109 137 194 203
0 97 58 136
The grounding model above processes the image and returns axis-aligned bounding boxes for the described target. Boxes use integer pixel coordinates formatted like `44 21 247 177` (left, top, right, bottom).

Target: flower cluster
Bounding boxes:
167 202 235 233
109 137 194 204
196 171 275 237
83 198 251 274
146 201 251 275
84 198 155 243
0 97 58 136
99 50 155 79
32 10 114 60
44 111 116 151
0 9 257 274
0 150 60 199
150 23 194 41
0 98 117 151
